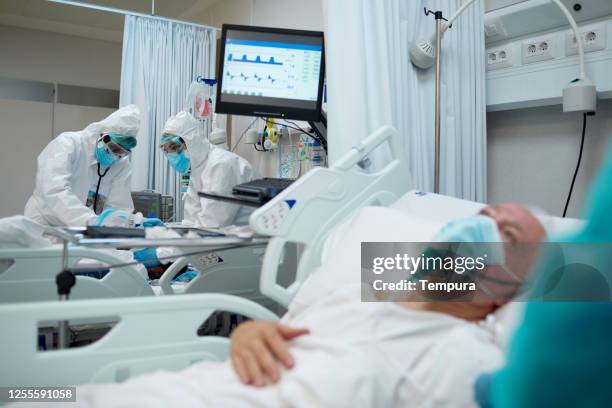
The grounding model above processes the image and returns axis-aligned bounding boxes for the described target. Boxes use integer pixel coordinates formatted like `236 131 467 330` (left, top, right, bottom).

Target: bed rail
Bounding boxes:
0 293 278 386
250 126 412 306
0 246 153 303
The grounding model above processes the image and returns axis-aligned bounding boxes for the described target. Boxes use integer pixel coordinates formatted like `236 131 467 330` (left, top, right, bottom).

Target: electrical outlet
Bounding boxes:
566 24 607 56
522 36 556 64
486 46 514 71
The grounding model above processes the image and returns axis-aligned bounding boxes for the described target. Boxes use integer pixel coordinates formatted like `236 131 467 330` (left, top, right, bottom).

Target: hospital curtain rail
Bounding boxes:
119 15 216 221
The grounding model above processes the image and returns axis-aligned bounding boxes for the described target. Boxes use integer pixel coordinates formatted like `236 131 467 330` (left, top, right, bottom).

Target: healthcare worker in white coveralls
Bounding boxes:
24 105 141 227
24 104 148 279
133 110 255 265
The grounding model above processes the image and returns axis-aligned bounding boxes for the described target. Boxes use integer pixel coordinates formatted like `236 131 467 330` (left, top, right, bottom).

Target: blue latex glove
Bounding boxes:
93 209 135 227
142 218 164 227
133 247 161 267
172 271 198 282
94 209 115 226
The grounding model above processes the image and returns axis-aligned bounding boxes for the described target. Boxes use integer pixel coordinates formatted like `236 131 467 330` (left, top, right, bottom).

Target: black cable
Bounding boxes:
282 119 323 145
254 117 324 155
248 121 267 152
283 119 311 134
260 130 269 151
93 163 110 214
283 123 322 144
563 113 588 218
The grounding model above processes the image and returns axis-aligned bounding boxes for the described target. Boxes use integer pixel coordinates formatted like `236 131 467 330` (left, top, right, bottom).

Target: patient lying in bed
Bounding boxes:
42 203 546 408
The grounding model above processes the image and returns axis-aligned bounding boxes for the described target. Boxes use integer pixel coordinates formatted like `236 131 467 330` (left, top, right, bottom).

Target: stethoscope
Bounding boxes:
92 135 112 214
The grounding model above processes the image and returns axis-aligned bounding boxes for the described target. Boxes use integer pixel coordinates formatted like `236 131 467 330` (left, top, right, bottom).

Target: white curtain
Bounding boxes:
120 15 216 219
326 0 487 202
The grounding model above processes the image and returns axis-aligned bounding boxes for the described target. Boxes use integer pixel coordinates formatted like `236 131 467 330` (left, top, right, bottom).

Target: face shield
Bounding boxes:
94 135 129 168
160 134 186 154
160 134 190 174
101 135 130 157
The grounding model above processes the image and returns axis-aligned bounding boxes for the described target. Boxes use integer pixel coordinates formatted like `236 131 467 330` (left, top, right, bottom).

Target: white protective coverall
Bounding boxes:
156 111 254 262
24 105 140 227
167 111 254 228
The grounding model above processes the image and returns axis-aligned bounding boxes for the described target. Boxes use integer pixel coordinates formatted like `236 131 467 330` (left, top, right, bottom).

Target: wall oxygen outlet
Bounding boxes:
522 36 556 64
566 24 607 56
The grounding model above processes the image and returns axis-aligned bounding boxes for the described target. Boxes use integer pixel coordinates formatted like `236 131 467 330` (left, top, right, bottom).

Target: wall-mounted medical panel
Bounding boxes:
485 0 612 44
486 18 612 111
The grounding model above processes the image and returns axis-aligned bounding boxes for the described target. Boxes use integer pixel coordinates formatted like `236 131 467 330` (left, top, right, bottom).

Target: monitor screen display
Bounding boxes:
216 25 325 121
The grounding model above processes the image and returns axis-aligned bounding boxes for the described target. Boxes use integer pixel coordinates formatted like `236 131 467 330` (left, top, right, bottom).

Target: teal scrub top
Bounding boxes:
488 142 612 408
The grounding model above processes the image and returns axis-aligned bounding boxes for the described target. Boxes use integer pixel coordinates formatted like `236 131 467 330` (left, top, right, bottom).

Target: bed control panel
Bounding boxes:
252 200 293 235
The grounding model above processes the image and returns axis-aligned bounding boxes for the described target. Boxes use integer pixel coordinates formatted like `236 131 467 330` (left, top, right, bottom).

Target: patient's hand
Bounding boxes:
230 321 309 387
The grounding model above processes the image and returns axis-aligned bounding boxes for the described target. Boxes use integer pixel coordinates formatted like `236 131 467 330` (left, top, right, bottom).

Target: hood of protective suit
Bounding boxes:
163 110 210 168
83 104 141 141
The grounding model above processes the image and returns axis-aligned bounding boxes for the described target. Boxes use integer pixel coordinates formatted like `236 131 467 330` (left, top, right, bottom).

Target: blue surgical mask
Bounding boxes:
95 144 118 168
166 151 190 174
433 215 523 294
433 215 505 265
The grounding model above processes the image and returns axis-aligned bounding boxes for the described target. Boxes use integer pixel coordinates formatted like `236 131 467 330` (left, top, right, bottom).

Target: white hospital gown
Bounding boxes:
28 207 504 407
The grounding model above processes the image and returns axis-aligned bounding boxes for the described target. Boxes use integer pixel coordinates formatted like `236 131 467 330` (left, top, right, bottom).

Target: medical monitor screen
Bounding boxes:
216 24 325 121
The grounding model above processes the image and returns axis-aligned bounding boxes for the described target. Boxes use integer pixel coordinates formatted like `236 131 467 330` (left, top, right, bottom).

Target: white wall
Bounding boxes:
194 0 324 177
0 101 116 218
0 24 121 217
197 0 323 31
0 100 53 217
0 24 121 89
487 99 612 218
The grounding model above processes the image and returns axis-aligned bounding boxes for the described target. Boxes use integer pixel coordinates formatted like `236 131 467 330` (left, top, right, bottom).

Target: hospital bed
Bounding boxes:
0 126 407 387
157 242 298 311
0 126 585 388
0 247 154 303
0 232 271 305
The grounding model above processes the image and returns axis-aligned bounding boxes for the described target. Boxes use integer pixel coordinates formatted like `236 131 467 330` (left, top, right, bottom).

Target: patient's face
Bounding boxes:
475 203 546 307
479 203 546 244
402 204 547 321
